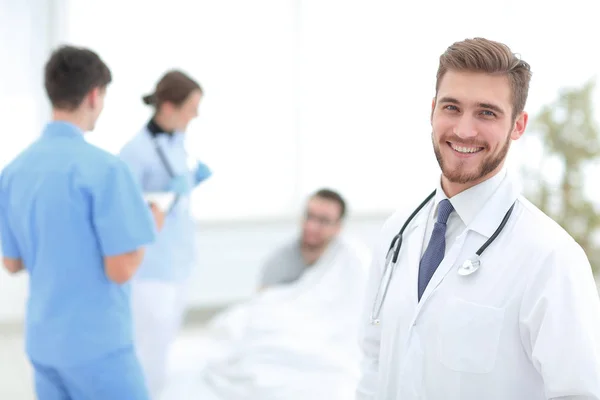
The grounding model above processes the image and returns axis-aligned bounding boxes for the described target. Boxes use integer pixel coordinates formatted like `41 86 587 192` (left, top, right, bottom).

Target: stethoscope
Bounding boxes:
369 190 515 325
151 135 197 215
151 137 180 214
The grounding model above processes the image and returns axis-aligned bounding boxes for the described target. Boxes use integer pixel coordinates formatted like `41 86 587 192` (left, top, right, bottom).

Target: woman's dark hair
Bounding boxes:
44 45 112 110
142 70 202 108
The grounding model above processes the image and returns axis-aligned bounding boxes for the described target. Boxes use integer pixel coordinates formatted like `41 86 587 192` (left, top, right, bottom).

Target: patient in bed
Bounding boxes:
259 188 360 290
162 189 371 400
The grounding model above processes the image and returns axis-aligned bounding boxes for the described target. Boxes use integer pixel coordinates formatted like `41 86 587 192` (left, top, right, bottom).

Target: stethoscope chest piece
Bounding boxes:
457 258 481 276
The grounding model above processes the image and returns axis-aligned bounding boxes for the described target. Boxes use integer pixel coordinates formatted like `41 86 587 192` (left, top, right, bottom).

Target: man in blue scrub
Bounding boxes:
0 46 161 399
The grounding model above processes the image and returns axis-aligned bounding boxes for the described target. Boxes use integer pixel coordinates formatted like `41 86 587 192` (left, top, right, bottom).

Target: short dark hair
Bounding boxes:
44 45 112 111
142 70 203 108
312 188 347 220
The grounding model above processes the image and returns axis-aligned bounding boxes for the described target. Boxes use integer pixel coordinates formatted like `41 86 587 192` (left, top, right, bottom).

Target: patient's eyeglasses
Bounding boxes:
304 211 338 227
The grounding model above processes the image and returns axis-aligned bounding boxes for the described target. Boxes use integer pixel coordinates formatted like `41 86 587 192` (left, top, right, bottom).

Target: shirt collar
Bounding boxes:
146 118 187 146
42 121 85 139
147 118 175 138
433 167 511 236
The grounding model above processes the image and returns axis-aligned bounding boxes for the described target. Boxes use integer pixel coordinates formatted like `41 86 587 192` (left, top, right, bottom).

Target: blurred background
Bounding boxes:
1 0 600 398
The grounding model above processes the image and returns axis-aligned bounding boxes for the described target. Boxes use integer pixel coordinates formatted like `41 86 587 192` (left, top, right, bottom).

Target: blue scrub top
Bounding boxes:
0 121 156 367
119 124 204 282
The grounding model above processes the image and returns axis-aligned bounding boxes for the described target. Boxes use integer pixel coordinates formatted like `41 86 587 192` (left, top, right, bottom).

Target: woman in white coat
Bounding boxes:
357 37 600 399
119 70 212 399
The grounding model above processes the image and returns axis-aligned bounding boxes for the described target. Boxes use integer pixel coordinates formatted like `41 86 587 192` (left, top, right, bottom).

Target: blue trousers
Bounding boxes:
31 346 150 400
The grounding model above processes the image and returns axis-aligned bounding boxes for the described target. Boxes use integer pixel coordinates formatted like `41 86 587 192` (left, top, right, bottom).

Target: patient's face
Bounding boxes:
302 197 342 249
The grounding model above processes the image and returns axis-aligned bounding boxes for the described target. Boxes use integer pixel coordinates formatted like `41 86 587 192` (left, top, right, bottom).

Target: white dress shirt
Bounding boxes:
421 168 507 259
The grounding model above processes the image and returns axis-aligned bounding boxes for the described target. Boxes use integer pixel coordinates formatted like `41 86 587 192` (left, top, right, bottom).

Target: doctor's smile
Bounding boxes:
447 141 485 155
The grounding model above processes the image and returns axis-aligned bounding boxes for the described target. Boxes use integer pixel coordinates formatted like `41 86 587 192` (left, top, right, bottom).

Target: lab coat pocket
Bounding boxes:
438 296 505 374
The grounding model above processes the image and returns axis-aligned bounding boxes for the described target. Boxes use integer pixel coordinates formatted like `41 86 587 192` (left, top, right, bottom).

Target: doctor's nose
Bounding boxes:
454 115 477 139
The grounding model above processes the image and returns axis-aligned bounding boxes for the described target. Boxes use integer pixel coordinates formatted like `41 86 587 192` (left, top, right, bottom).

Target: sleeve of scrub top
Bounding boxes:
0 194 20 259
520 241 600 396
356 216 397 400
92 160 156 256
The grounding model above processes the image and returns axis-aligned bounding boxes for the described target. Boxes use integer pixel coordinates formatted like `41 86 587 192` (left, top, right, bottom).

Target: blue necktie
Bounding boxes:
418 199 454 301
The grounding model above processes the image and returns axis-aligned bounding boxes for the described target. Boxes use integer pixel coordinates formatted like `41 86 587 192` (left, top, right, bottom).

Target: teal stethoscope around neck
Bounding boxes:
150 132 199 214
369 190 516 325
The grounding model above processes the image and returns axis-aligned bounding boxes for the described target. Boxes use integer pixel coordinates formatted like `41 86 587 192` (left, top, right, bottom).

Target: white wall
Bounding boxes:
65 0 303 221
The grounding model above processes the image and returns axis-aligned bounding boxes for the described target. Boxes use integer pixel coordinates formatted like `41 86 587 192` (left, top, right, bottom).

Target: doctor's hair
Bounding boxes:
435 37 532 120
44 45 112 111
142 70 203 108
312 188 347 220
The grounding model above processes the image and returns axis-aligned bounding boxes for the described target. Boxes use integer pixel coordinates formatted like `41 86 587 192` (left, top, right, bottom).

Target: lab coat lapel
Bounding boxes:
468 172 521 238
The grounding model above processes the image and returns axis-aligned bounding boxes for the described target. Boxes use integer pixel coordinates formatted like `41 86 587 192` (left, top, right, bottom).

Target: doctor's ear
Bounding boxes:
430 97 436 122
510 111 529 141
86 87 103 109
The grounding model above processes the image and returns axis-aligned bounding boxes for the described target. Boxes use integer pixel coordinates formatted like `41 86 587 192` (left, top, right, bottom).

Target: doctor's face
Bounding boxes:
431 70 527 193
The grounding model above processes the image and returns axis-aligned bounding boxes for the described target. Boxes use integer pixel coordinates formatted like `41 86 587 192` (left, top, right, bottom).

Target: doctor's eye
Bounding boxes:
443 105 459 112
480 110 496 117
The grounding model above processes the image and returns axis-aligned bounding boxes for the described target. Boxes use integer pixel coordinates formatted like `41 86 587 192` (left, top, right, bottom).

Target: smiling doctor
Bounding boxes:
357 37 600 399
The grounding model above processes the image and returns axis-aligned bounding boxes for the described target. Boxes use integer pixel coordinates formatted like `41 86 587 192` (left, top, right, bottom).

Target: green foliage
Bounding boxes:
523 79 600 273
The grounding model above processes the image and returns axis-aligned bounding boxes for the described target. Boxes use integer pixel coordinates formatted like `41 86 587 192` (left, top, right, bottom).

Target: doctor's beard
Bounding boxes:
432 130 511 185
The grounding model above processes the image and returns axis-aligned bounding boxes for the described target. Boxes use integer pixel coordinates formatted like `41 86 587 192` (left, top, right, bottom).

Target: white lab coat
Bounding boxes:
357 171 600 399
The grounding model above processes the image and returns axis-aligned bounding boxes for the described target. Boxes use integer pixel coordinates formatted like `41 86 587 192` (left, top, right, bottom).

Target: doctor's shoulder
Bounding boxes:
1 138 88 185
0 150 26 181
514 196 592 271
0 137 47 178
75 144 140 189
